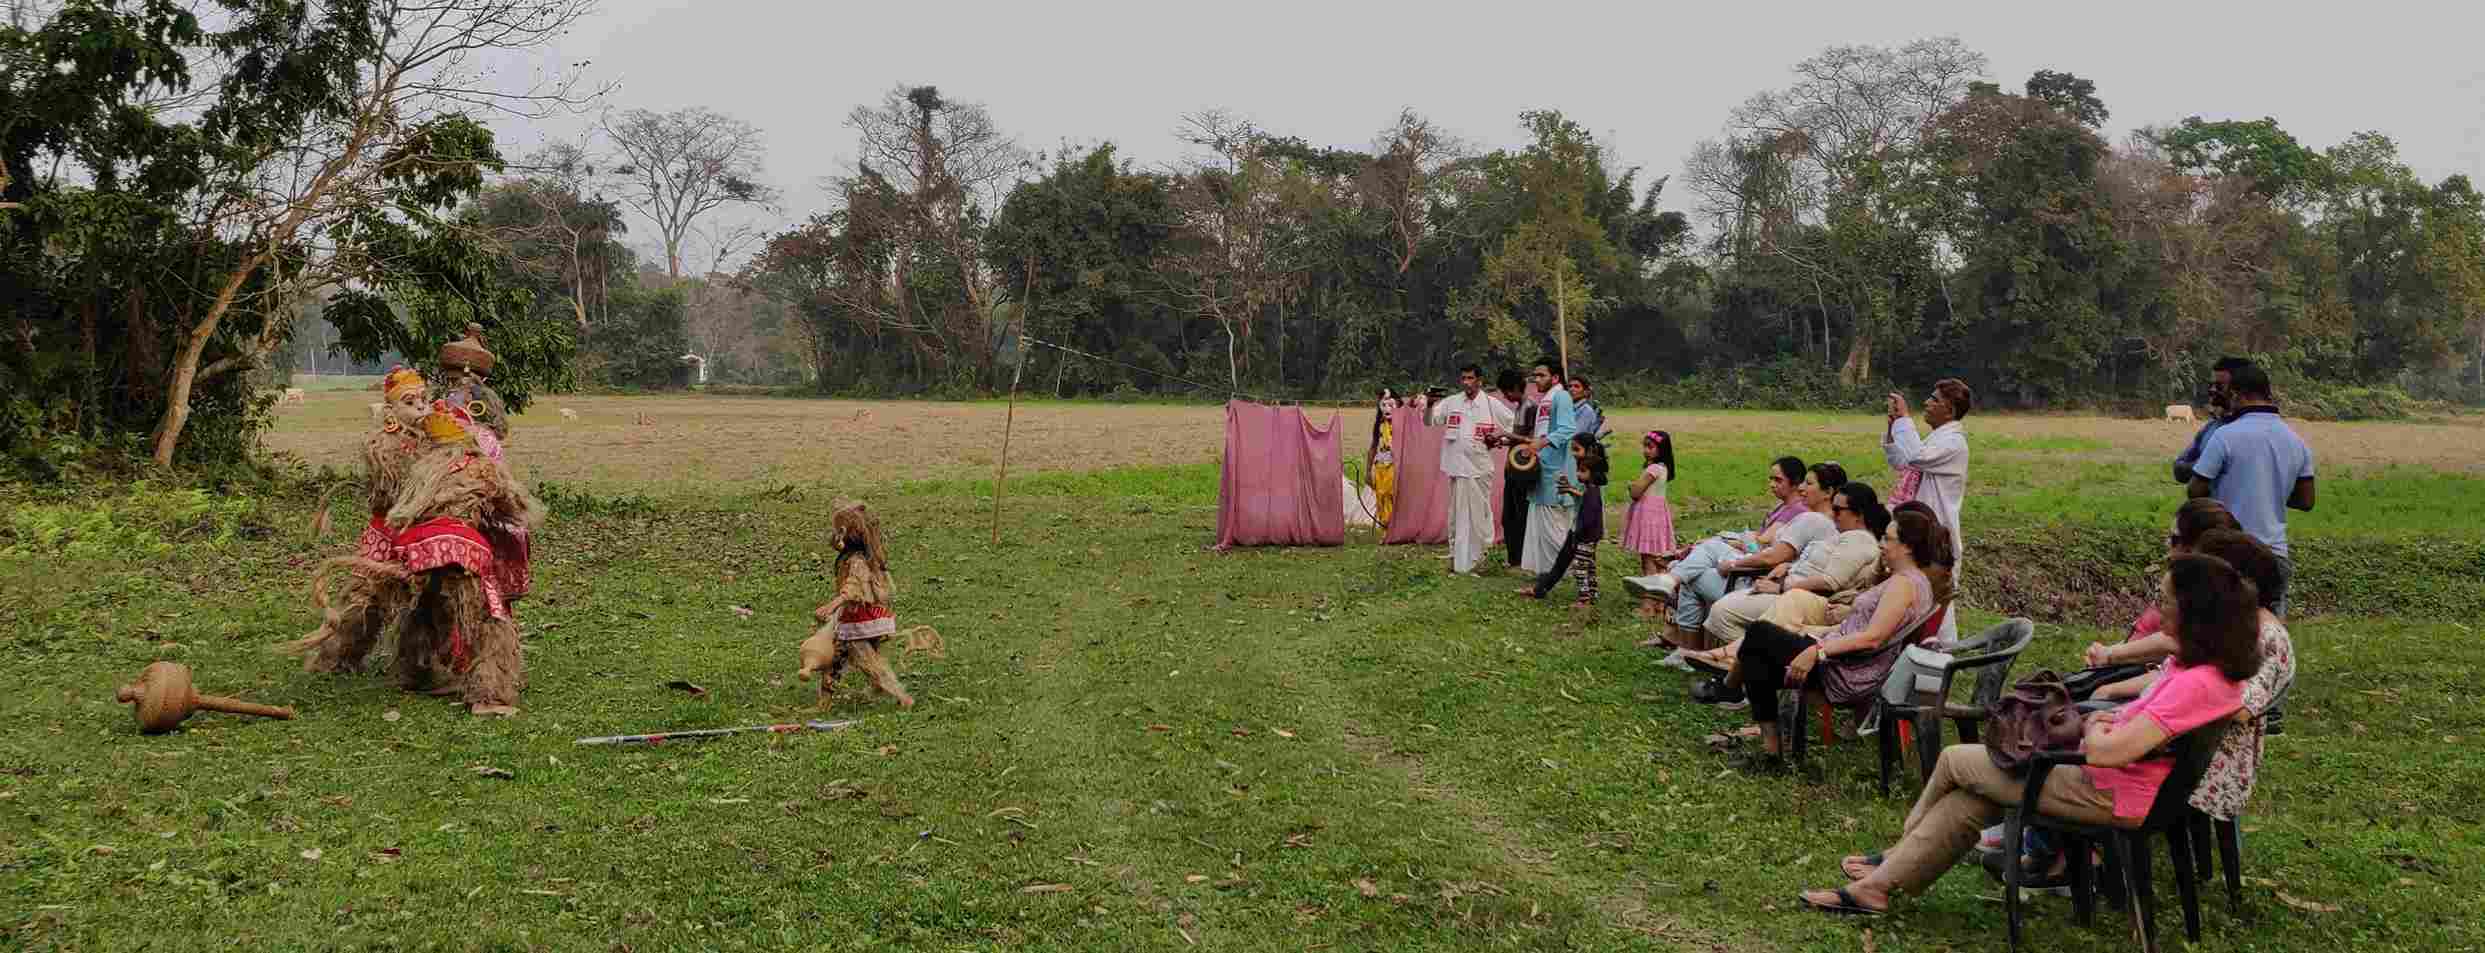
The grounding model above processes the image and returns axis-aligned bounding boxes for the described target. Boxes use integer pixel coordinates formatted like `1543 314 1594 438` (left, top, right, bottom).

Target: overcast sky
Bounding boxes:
513 0 2485 267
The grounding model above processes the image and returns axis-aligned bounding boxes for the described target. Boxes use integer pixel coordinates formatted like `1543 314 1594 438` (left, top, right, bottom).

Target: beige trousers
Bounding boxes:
1700 587 1836 648
1868 744 2123 895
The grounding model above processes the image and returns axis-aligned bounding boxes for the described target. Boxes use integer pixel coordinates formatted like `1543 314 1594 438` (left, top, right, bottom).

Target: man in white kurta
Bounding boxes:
1430 365 1514 575
1883 378 1971 639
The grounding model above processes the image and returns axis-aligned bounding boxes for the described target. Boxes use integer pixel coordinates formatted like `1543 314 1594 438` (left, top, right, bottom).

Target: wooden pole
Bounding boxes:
1555 264 1569 378
993 258 1033 545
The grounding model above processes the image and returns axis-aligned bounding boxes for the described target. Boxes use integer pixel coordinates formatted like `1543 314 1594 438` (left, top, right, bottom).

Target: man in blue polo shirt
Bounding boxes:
2186 359 2314 616
2172 356 2254 485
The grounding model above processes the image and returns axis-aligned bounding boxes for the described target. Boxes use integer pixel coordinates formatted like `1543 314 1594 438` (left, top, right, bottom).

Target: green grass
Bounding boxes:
6 411 2484 951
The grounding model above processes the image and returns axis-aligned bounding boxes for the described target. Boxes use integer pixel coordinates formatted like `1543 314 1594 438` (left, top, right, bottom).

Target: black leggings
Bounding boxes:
1501 476 1531 566
1532 530 1599 601
1736 621 1823 725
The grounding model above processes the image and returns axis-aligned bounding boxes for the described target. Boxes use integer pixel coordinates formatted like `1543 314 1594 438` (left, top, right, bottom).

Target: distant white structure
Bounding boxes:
680 353 708 386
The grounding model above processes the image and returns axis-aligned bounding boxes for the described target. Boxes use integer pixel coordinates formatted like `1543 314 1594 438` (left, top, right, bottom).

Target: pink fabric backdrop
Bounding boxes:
1380 405 1506 545
1215 401 1345 549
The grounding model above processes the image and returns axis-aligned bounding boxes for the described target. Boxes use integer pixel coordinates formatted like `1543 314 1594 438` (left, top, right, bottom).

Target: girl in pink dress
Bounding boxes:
1622 430 1679 618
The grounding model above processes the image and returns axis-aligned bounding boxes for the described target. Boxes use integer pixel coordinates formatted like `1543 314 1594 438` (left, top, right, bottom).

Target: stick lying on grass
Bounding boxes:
574 719 859 746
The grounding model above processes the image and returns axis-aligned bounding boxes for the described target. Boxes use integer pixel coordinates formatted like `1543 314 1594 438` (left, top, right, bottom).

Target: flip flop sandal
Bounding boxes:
1802 887 1886 917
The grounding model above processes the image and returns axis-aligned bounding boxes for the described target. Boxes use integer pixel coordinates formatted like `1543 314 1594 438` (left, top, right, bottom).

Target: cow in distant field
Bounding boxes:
2165 404 2195 423
283 387 307 404
559 408 579 421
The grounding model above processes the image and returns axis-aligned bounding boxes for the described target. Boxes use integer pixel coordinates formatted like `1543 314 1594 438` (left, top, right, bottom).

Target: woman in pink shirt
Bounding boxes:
1801 553 2264 916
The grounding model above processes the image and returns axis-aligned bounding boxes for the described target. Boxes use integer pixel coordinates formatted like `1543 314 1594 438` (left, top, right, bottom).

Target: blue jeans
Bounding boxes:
1671 539 1740 630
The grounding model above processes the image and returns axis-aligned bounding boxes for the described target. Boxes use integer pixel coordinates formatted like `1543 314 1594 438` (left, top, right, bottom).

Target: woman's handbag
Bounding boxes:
1985 670 2086 773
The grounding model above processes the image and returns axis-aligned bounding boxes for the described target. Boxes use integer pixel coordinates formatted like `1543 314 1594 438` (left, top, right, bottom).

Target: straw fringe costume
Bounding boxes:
797 505 920 709
379 402 544 711
283 329 544 714
295 366 431 679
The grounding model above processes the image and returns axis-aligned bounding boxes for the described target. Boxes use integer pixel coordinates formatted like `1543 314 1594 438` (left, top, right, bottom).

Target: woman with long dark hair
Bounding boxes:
1803 553 2262 916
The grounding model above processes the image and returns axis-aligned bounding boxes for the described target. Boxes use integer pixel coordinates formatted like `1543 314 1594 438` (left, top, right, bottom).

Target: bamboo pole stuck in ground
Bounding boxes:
993 259 1033 545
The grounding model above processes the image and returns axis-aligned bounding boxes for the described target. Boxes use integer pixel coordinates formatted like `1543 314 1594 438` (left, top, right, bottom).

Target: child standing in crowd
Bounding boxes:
1623 430 1678 618
1523 433 1609 607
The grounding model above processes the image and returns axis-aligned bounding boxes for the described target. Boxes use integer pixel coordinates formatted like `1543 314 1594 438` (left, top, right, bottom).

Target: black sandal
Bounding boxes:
1690 679 1745 705
1802 886 1886 917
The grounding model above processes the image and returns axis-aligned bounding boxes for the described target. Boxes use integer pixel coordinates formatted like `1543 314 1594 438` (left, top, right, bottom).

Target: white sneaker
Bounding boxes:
1657 649 1695 672
1622 574 1677 597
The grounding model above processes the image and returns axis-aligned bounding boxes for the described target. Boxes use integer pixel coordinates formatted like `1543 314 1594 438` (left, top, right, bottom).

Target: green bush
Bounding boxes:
0 482 270 559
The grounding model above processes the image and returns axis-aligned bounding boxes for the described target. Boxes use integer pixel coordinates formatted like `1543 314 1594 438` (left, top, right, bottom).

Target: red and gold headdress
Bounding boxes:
382 365 427 403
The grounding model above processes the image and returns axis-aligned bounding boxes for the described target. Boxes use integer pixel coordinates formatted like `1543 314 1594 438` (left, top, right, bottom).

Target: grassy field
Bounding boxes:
6 393 2484 951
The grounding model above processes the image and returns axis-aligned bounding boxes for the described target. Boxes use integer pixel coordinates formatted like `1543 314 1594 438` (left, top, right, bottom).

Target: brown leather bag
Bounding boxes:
1985 670 2085 773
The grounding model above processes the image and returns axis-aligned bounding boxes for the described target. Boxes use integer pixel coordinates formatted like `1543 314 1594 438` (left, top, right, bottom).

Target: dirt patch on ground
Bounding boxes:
262 394 1247 492
260 393 2484 494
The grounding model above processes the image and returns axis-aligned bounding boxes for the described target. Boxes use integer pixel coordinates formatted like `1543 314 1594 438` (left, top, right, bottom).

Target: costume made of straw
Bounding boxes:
797 505 919 708
285 341 544 712
292 365 433 678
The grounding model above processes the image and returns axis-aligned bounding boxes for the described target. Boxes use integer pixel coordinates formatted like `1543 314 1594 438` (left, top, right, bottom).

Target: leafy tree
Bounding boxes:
599 106 777 281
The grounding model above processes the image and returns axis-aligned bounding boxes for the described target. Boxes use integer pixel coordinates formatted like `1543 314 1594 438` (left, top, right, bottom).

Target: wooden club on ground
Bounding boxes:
115 662 295 734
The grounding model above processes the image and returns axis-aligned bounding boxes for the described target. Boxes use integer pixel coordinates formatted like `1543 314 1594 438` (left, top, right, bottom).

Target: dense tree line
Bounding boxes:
736 43 2481 412
9 10 2480 473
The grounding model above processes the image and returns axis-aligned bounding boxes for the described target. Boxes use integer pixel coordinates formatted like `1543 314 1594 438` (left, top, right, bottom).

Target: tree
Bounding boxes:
600 106 777 281
2152 117 2324 204
1160 111 1309 389
2024 69 2108 128
1923 83 2123 400
1685 37 1986 385
476 143 629 344
984 144 1180 395
3 0 599 467
835 85 1027 387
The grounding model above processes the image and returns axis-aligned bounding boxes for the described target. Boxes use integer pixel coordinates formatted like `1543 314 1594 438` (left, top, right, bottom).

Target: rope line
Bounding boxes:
1020 335 1269 403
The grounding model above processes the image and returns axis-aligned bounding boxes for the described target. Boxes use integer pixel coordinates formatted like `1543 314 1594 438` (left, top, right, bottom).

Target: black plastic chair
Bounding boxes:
1876 617 2038 794
2003 720 2232 953
2186 809 2248 919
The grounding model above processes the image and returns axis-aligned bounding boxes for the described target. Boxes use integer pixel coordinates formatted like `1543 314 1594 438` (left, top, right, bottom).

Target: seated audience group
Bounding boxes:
1614 450 2293 924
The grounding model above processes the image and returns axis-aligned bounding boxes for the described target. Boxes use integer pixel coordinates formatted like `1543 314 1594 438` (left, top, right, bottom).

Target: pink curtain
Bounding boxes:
1215 401 1345 549
1381 404 1508 545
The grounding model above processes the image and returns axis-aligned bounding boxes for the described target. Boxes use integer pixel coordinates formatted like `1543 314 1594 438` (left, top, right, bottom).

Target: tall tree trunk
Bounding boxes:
150 250 267 465
1839 331 1873 387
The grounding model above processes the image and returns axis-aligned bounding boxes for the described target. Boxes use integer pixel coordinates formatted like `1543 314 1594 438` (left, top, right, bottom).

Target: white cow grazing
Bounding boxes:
368 402 387 422
283 387 307 404
558 408 579 421
2165 404 2195 423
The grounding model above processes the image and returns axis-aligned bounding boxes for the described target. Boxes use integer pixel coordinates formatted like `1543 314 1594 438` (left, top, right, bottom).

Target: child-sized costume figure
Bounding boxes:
796 503 925 709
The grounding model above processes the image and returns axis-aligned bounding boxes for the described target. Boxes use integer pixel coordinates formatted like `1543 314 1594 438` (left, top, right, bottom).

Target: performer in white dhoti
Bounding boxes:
1430 364 1513 575
1519 360 1577 575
